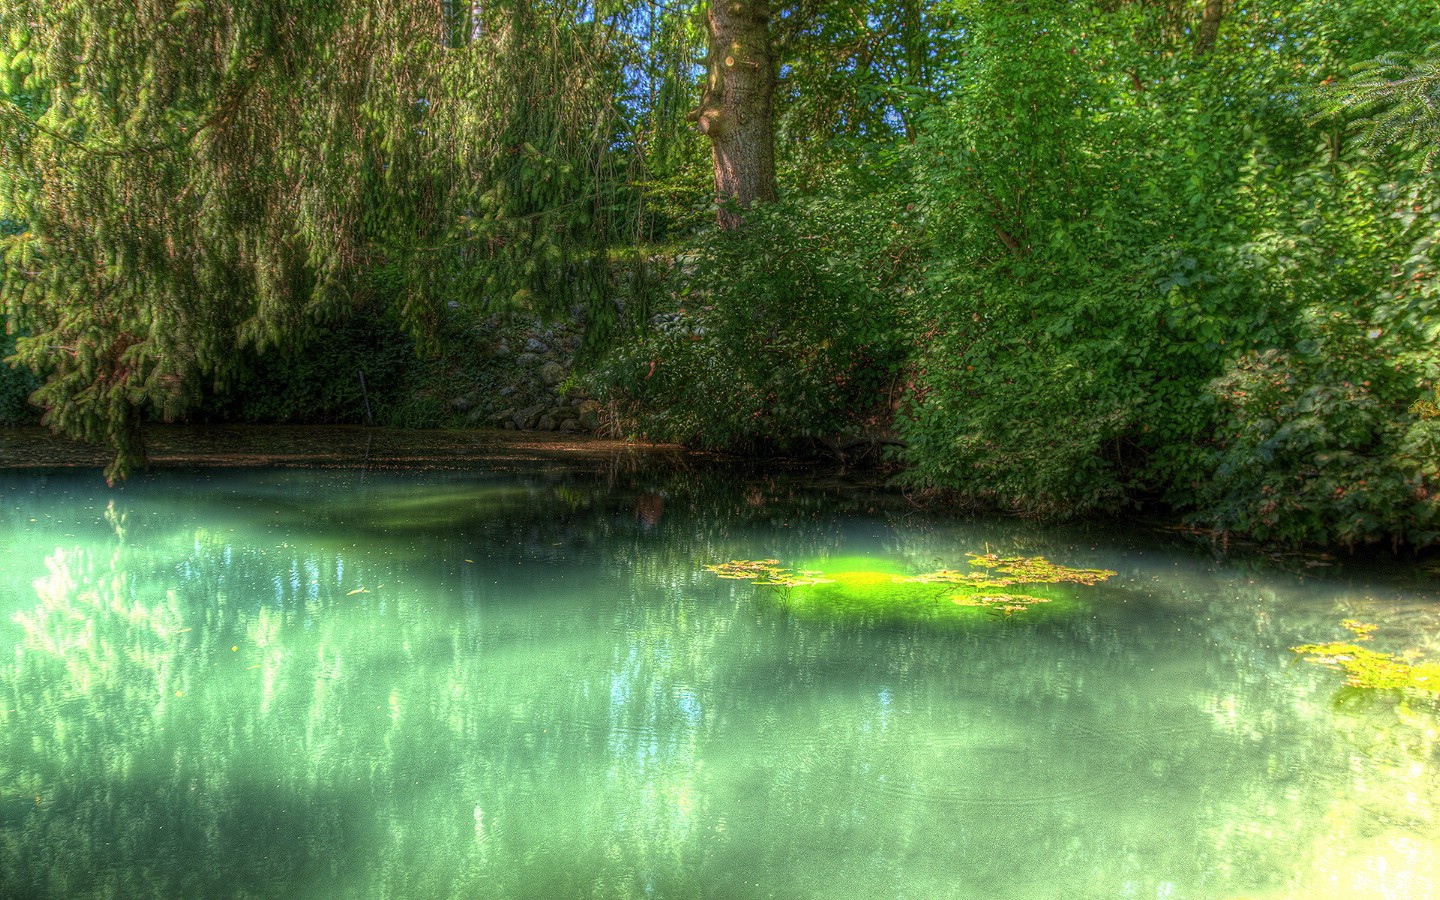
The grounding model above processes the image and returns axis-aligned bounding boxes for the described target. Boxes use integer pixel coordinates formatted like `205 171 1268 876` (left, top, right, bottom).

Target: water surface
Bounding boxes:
1 462 1437 899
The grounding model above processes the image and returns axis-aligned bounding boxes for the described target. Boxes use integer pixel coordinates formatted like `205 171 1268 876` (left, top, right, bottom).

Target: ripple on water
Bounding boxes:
1064 714 1211 762
858 707 1219 814
859 726 1136 812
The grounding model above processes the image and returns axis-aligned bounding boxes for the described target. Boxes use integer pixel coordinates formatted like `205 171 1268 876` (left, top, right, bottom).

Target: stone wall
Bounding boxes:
444 314 604 435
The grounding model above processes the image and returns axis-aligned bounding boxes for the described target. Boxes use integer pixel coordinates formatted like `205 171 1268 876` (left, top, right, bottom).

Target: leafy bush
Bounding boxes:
1182 167 1440 547
897 1 1212 516
591 193 911 452
1198 349 1439 547
893 0 1440 548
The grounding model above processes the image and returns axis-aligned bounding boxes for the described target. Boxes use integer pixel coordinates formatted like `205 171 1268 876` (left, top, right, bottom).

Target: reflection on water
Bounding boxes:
1 466 1439 899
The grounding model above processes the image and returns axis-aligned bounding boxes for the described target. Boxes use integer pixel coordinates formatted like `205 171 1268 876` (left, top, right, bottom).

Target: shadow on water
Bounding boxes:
1 774 372 900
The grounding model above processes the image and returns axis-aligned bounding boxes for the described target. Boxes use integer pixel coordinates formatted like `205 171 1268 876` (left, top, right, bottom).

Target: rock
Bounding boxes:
495 341 510 356
497 386 517 398
515 352 539 366
550 405 578 420
559 418 580 433
515 403 547 429
490 408 516 425
577 399 601 431
537 415 557 432
526 337 548 353
450 393 478 412
539 361 567 386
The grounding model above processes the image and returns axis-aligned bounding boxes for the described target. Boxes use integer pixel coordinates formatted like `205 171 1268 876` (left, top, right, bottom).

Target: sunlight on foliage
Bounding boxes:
1411 386 1440 420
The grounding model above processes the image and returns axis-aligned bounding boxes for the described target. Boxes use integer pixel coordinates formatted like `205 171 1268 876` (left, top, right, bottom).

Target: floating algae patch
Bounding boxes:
704 559 833 587
957 552 1117 587
1293 620 1440 696
704 553 1115 625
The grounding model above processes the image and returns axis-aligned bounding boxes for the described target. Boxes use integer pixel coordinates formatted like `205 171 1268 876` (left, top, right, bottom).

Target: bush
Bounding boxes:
896 3 1215 516
591 193 911 453
1181 167 1440 547
1197 347 1440 547
893 2 1440 547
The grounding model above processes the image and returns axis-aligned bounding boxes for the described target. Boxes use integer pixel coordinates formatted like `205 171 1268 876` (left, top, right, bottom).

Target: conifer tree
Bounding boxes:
0 0 625 478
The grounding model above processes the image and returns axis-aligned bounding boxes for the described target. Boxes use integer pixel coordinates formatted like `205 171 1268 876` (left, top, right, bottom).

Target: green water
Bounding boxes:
1 465 1438 899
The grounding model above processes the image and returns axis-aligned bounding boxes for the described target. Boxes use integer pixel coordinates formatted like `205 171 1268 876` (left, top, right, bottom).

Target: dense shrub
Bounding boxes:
894 0 1440 547
1183 168 1440 547
898 1 1210 516
592 193 912 452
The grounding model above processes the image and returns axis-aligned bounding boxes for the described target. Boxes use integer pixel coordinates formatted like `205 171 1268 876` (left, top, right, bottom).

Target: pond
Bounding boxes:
1 444 1438 899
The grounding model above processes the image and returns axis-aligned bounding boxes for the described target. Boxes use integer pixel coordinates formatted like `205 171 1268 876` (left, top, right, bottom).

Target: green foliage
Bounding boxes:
1178 157 1440 547
900 0 1199 516
592 191 911 451
0 319 40 425
772 0 957 181
617 0 715 244
0 0 630 479
1315 42 1440 172
896 0 1440 546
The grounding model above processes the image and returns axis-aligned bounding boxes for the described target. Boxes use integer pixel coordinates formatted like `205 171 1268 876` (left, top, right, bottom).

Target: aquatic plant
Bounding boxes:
951 593 1054 615
911 553 1116 589
1293 620 1440 694
703 560 833 587
705 552 1114 619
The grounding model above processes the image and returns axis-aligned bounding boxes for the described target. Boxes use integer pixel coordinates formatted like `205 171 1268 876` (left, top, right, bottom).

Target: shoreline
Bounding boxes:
0 424 699 471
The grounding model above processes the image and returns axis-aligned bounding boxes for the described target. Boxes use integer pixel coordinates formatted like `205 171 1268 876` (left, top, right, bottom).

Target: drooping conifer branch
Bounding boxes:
0 0 630 479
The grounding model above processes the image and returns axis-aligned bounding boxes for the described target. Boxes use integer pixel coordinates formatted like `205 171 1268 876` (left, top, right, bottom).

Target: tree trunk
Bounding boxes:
690 0 778 229
1194 0 1224 55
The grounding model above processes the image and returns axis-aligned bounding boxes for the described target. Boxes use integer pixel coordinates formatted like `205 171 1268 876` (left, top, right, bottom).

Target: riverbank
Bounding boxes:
0 425 697 471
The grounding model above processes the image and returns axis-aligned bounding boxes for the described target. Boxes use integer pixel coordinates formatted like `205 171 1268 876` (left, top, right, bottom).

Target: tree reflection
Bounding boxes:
1 545 369 898
0 468 1437 898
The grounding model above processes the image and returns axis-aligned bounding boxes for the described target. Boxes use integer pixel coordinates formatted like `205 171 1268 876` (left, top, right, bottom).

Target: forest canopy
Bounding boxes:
2 0 1439 549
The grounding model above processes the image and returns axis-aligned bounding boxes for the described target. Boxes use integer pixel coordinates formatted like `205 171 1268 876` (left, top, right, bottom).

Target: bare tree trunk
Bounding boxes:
689 0 778 229
1195 0 1224 55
